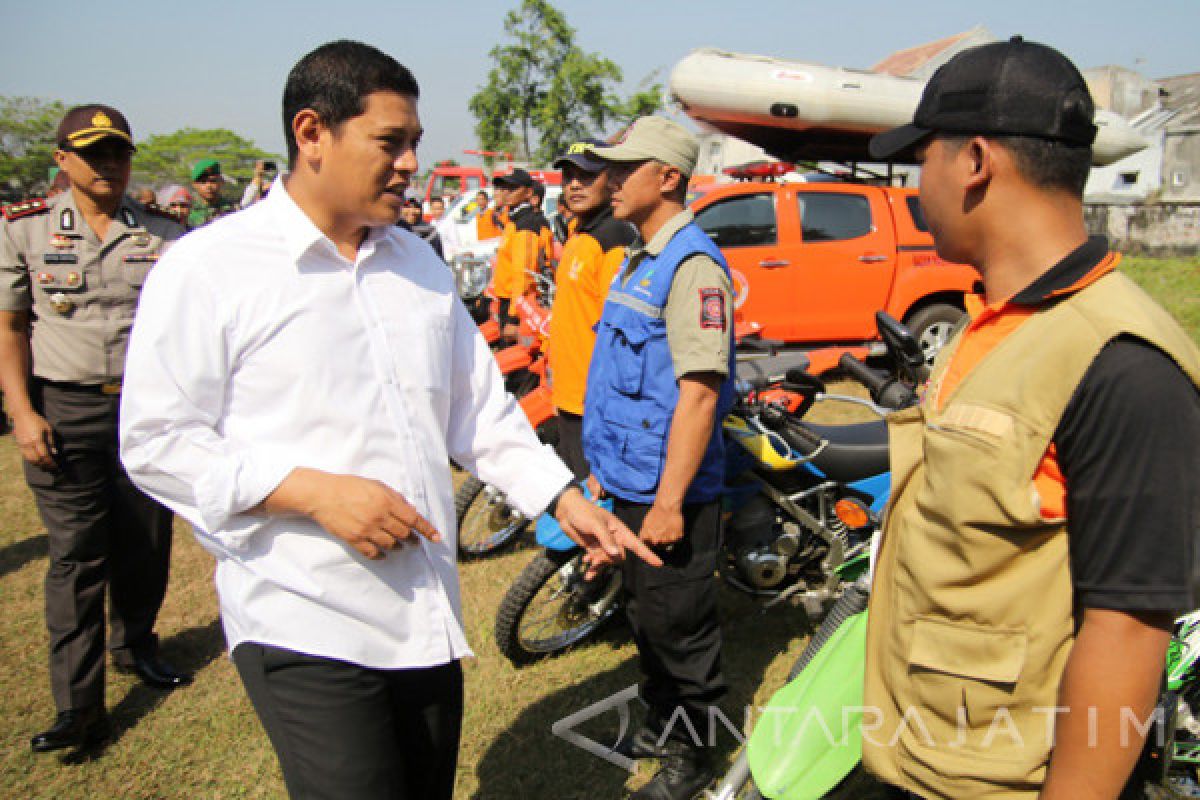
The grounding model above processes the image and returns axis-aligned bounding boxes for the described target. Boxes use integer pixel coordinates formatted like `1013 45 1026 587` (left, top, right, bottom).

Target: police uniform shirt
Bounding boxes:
0 191 185 383
621 210 733 379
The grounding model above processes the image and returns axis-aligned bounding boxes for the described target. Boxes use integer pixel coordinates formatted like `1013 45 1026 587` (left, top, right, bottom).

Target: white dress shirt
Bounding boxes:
120 180 572 669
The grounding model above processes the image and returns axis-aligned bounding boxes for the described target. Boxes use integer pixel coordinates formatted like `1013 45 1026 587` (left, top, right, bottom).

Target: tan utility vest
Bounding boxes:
863 270 1200 800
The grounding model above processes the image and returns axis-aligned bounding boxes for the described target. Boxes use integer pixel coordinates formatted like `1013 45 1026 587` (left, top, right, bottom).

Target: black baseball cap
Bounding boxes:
553 138 608 172
494 168 534 189
869 36 1097 162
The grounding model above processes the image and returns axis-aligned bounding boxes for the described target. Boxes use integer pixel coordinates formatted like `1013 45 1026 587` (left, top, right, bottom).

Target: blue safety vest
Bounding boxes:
582 221 735 504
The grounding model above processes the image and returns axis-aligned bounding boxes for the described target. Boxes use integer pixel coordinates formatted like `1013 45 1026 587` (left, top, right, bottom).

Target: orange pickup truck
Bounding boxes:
690 180 979 363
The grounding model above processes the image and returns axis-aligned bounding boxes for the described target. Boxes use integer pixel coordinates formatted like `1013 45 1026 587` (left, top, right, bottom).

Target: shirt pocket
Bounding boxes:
120 254 157 287
905 616 1045 769
384 314 451 394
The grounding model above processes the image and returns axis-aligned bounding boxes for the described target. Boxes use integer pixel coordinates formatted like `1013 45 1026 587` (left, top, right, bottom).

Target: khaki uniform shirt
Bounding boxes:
622 210 732 379
0 191 186 384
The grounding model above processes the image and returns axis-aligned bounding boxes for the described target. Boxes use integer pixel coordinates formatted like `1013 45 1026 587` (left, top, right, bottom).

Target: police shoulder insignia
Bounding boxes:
698 287 727 331
2 198 49 222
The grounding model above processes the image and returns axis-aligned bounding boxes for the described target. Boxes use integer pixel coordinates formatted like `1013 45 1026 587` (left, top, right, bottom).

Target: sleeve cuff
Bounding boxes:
194 452 296 537
500 444 574 519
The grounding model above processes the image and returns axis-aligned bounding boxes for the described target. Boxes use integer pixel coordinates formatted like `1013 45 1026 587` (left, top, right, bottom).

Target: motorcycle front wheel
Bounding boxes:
494 550 623 666
454 476 530 558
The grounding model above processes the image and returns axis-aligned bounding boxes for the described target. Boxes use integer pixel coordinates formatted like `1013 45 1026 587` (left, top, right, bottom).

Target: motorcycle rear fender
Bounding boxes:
519 386 555 429
848 472 891 515
495 345 534 375
479 318 500 343
747 612 868 800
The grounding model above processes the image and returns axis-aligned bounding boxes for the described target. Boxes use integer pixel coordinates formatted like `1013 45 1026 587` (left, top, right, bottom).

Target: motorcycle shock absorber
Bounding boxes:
787 578 870 681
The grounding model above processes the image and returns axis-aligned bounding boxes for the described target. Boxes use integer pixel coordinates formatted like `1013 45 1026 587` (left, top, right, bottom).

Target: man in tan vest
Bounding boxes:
863 37 1200 799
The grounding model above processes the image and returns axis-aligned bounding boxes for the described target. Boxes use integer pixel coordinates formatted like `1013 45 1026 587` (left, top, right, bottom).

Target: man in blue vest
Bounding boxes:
582 117 736 800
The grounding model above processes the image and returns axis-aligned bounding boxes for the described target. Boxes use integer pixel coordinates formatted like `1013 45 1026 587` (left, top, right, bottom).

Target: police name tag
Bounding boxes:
123 253 159 264
43 253 78 265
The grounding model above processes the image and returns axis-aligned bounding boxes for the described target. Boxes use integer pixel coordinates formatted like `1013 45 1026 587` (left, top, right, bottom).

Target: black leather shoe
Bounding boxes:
629 744 714 800
115 654 193 689
31 708 109 753
613 722 670 760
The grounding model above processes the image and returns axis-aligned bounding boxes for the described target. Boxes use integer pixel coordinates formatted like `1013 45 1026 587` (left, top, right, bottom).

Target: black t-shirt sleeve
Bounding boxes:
1056 336 1200 613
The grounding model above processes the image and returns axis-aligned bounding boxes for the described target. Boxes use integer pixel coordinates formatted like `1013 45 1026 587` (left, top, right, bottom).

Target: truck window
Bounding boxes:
905 196 930 232
694 193 777 247
796 193 871 242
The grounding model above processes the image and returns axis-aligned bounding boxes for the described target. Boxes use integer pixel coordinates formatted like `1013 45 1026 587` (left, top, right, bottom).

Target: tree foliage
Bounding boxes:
469 0 663 165
0 96 67 198
131 128 281 192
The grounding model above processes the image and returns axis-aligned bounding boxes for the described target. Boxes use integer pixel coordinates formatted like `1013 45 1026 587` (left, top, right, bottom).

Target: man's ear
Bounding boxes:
962 136 994 193
659 165 684 196
52 149 69 170
291 109 325 166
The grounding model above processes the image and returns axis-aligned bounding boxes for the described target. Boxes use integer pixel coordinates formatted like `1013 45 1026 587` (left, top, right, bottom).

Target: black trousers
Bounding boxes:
553 410 589 481
233 644 463 800
24 382 174 711
614 498 727 742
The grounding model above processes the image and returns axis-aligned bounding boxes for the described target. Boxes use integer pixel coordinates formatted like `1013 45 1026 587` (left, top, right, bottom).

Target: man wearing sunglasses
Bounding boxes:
0 104 191 755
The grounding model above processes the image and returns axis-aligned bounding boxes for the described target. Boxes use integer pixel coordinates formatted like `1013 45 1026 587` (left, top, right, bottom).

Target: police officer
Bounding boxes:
0 104 192 755
492 168 551 341
548 138 636 479
863 39 1200 799
187 157 236 228
582 118 736 800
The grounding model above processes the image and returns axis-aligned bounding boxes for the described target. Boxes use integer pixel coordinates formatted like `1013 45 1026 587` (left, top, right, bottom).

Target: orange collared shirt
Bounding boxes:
934 251 1120 519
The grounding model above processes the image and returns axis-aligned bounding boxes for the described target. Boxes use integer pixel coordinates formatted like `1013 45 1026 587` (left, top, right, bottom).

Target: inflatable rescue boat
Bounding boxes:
670 48 1148 166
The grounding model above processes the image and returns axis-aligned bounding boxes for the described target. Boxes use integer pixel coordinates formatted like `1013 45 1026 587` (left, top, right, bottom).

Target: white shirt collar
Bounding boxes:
266 176 395 267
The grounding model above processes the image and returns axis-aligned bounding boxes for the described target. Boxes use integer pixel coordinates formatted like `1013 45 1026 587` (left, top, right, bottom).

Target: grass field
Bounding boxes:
0 256 1195 799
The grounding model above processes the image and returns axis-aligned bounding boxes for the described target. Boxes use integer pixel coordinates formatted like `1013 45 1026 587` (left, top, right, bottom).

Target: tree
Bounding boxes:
131 128 281 192
0 96 67 198
469 0 663 165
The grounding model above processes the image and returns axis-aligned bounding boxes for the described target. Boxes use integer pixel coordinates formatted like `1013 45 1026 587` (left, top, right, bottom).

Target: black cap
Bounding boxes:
869 36 1097 162
553 138 608 172
493 168 534 189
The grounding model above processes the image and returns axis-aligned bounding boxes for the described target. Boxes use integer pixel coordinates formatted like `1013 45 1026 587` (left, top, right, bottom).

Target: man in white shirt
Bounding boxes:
119 40 658 800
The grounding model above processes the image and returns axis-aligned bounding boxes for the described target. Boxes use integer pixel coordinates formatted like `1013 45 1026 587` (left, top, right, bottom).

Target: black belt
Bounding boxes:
37 378 123 396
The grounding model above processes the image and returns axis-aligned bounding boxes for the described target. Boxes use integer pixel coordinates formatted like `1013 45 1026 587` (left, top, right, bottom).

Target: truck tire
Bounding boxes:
905 303 963 366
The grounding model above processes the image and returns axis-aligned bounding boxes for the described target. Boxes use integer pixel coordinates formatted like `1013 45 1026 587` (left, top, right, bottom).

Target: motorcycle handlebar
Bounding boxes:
839 353 889 395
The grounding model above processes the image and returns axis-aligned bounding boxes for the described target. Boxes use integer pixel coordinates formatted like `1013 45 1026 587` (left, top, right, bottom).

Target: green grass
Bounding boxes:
1120 256 1200 343
0 257 1195 798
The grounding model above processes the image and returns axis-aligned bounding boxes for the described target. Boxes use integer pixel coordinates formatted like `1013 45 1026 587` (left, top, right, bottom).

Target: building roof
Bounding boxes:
871 26 992 77
1159 73 1200 130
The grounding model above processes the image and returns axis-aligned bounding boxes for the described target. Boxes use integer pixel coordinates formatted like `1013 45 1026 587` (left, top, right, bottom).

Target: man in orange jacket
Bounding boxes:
548 139 636 479
492 169 550 340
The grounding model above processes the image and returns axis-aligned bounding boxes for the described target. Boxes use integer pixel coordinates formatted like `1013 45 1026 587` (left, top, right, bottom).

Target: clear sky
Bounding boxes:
3 0 1197 168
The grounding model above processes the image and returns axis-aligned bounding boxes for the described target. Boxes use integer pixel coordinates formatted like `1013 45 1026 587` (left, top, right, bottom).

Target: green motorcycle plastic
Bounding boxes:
747 611 868 800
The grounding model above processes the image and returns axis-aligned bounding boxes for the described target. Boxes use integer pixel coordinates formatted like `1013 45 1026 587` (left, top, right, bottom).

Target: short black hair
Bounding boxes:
282 40 419 166
532 182 546 201
942 134 1091 196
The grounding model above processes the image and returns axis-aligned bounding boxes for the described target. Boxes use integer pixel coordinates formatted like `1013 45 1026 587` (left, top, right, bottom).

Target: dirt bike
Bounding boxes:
491 316 924 667
1140 611 1200 798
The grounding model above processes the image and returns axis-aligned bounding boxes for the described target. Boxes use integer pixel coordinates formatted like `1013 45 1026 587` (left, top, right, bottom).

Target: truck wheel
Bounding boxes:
905 303 963 365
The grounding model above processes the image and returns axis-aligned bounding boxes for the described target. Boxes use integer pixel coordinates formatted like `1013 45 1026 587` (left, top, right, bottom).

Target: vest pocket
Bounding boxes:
903 616 1045 769
610 324 656 396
